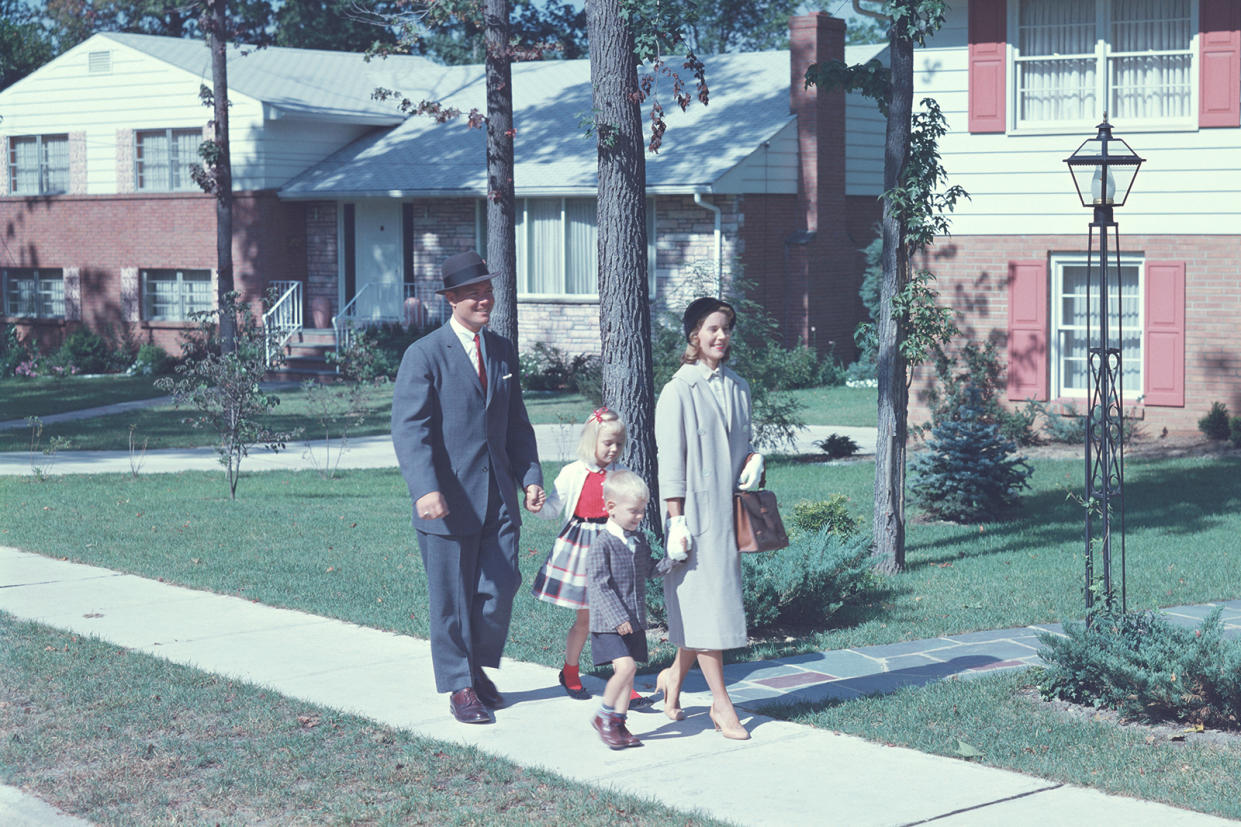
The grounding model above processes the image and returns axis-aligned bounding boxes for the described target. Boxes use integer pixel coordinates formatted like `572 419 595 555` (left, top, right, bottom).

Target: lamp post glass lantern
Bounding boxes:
1063 115 1144 616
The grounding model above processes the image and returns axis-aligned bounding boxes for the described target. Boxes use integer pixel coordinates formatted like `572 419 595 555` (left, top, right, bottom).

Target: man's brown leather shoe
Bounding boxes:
591 712 641 749
473 669 504 709
449 688 491 724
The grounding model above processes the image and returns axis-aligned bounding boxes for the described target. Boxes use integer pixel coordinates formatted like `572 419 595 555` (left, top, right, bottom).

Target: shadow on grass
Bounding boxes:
905 457 1241 569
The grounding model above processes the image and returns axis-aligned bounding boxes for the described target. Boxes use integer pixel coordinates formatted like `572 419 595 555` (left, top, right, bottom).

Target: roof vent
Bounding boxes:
88 50 112 74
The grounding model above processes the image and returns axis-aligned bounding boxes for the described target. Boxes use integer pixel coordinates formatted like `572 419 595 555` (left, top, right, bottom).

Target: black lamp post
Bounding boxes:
1064 115 1144 616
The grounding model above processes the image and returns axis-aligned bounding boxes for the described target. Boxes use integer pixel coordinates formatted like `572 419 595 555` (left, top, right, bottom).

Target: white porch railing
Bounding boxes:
263 280 303 365
332 282 448 357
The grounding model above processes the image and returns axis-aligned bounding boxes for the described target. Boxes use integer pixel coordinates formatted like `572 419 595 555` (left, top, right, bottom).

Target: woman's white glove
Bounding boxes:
737 453 765 491
666 515 691 561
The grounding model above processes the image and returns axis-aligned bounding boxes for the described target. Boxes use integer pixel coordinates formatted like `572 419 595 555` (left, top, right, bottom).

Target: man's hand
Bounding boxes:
524 484 546 513
737 453 765 491
666 515 691 561
616 621 633 636
415 491 449 520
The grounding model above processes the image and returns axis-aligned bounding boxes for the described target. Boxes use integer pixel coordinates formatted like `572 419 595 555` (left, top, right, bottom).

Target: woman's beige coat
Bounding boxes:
655 362 753 650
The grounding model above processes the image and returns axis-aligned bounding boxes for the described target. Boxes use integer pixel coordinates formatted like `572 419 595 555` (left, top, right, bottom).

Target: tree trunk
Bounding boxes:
872 20 914 573
483 0 518 347
587 0 659 533
209 0 236 354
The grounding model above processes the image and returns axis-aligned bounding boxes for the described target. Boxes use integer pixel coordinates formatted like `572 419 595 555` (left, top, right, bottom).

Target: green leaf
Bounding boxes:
954 739 983 760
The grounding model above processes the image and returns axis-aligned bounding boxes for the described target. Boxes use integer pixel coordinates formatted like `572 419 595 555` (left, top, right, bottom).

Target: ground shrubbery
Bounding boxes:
1199 401 1231 441
519 343 602 403
1038 608 1241 731
741 529 875 629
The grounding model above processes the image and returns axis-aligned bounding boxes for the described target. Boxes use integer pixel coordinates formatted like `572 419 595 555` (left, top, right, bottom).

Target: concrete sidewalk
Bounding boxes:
1 547 1230 826
0 424 879 476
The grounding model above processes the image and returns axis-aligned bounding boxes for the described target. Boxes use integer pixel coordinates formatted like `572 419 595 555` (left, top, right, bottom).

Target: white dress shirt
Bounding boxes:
448 316 487 377
696 360 732 425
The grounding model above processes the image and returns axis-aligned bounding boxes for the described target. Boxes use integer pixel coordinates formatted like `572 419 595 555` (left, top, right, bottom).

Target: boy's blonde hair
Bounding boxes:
577 407 626 465
602 469 649 505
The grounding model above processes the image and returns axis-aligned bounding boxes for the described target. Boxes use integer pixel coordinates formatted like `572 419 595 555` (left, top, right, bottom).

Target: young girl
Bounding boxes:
531 408 650 706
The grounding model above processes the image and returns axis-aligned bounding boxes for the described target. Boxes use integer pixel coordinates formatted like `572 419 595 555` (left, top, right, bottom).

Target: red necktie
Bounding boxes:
474 332 487 393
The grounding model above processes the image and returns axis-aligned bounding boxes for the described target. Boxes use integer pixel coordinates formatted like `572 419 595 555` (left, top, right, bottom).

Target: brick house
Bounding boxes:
911 0 1241 434
1 14 884 362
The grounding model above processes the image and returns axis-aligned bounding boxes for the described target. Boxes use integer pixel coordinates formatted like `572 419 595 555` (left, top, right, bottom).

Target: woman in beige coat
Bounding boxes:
654 297 764 741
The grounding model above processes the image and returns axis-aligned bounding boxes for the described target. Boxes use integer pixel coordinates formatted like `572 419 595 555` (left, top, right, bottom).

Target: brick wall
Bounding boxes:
1 190 306 354
304 201 337 327
914 233 1241 434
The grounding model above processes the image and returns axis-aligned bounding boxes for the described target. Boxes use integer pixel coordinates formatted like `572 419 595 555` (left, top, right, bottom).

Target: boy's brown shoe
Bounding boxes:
591 712 630 749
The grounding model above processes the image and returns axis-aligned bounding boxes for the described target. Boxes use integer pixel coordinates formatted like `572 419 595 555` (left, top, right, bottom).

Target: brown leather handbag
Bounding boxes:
734 490 789 553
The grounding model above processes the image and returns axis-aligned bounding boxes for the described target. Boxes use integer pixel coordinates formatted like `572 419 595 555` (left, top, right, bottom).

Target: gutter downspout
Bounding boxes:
693 191 723 297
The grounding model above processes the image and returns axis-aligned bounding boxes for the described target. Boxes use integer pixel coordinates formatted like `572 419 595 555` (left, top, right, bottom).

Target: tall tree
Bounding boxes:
401 0 585 65
674 0 801 53
276 0 397 52
482 0 517 346
201 0 237 352
587 0 659 523
0 0 56 89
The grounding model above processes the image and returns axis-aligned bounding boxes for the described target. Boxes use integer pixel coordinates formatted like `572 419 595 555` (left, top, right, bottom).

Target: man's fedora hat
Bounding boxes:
437 251 495 295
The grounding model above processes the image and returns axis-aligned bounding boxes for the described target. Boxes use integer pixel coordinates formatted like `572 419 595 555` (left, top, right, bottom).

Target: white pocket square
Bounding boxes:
502 373 512 380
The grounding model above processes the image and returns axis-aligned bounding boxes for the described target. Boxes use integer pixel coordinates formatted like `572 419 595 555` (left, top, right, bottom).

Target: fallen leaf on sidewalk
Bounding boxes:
297 715 320 729
954 739 983 760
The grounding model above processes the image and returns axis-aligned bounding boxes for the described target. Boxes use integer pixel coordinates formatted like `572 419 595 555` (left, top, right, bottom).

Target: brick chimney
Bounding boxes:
785 13 848 350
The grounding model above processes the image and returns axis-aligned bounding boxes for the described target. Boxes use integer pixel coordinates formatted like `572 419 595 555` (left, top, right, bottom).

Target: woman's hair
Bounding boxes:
602 469 649 504
577 408 626 465
681 303 736 365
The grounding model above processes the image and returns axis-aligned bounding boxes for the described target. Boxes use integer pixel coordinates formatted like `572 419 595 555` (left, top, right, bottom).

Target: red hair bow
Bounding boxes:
588 407 610 424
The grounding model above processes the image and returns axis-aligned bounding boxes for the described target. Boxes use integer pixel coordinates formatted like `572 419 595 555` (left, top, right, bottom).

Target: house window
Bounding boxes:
136 129 203 191
1013 0 1194 129
8 135 69 194
479 198 657 297
142 269 212 321
3 269 65 318
1051 254 1143 399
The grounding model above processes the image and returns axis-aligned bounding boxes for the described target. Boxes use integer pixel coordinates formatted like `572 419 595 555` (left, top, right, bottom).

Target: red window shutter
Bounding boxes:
1143 262 1186 407
1007 260 1047 401
969 0 1007 133
1200 0 1241 128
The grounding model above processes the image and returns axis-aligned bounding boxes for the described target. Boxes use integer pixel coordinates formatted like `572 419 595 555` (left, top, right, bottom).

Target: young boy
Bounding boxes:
585 470 687 749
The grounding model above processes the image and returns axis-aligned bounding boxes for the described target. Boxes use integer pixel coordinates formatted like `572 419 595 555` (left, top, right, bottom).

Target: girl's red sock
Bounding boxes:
562 663 583 691
629 688 644 701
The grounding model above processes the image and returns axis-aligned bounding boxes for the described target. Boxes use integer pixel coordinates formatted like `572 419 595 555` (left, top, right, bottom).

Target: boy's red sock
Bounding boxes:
562 663 583 691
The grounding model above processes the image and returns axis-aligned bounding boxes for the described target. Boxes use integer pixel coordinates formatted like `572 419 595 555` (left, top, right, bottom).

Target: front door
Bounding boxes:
352 200 403 321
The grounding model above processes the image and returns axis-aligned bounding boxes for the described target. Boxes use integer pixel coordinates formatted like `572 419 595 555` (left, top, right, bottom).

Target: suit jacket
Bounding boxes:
391 322 542 536
586 529 678 634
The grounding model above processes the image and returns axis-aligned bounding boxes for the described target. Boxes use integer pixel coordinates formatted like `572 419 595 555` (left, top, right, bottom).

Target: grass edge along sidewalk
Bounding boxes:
0 548 1231 827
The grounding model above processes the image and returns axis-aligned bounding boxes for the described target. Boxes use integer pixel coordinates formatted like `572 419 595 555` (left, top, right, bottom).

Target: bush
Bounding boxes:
1036 402 1140 446
814 433 859 460
126 343 174 377
1038 608 1241 731
791 495 859 536
519 343 596 393
1199 401 1231 441
52 328 112 374
921 341 1029 440
1 324 31 378
911 384 1033 523
742 529 876 630
1231 416 1241 449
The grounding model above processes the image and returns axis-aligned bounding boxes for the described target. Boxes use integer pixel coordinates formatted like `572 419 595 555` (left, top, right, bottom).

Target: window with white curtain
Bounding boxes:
7 135 69 194
136 129 203 191
1014 0 1194 129
142 269 212 321
3 269 65 318
1051 254 1143 400
479 198 657 297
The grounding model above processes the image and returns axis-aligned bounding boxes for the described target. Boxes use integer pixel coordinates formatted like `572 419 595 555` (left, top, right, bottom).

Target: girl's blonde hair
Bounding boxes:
602 469 649 505
681 303 736 365
577 407 626 465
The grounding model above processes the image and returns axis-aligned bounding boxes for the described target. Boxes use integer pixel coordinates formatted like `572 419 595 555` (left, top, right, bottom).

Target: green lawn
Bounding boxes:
0 615 721 826
777 669 1241 821
788 384 877 427
3 454 1238 671
0 375 165 422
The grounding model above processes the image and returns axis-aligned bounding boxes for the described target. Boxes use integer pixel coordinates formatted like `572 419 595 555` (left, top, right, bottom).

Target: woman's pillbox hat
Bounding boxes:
682 297 736 340
437 251 495 294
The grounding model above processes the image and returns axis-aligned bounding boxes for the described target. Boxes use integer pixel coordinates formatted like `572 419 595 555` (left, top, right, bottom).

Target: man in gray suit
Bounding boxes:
392 251 545 724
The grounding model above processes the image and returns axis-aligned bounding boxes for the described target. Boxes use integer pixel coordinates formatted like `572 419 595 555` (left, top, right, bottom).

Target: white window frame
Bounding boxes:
475 198 658 300
1050 253 1144 402
135 128 203 192
141 268 213 321
7 134 70 195
3 268 65 318
1009 0 1199 134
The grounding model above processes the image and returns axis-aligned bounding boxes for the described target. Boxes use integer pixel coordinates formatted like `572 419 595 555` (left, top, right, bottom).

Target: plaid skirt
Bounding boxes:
530 517 604 610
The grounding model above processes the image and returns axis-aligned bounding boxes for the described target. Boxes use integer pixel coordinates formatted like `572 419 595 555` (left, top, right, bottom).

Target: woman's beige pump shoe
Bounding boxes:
708 705 750 741
655 669 686 721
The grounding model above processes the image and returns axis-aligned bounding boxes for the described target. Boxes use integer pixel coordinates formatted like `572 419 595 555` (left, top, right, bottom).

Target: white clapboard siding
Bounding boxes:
251 118 375 190
712 118 799 194
913 1 1241 237
846 89 886 196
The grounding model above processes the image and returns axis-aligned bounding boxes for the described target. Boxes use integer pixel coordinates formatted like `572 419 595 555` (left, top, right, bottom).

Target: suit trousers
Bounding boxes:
416 475 521 693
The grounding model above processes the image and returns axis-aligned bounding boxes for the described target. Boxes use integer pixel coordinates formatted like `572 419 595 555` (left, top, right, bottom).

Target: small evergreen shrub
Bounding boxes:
1038 608 1241 730
1198 401 1231 441
52 328 112 374
814 433 859 460
791 495 859 536
1231 416 1241 449
742 529 875 629
126 344 174 376
921 341 1032 444
911 385 1033 522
